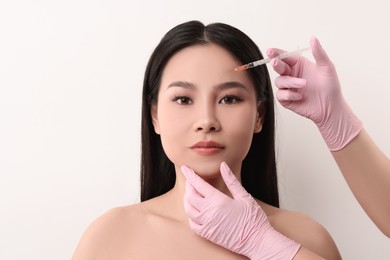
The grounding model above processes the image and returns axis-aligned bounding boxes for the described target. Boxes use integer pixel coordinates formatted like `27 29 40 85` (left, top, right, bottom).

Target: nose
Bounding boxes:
194 105 221 133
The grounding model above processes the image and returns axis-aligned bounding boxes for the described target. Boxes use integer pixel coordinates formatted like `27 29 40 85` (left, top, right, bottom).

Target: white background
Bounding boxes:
1 0 389 259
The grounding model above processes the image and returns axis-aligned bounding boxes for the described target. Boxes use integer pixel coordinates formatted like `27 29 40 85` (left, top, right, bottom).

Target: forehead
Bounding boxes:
160 44 254 89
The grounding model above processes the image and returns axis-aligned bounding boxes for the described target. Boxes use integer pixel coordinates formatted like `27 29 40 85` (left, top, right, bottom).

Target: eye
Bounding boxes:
172 96 192 105
219 95 243 104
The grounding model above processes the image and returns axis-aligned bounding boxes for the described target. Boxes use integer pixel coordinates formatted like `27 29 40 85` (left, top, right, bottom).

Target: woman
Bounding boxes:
72 21 341 259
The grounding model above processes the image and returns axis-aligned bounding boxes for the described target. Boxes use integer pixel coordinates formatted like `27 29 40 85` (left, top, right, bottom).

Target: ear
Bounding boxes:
151 104 160 134
254 102 265 133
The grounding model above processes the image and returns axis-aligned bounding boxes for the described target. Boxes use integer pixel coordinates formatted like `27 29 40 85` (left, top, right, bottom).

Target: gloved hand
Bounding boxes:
267 37 362 151
181 162 300 259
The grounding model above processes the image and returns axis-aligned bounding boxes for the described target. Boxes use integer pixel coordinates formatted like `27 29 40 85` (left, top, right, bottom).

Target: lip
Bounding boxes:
191 141 225 156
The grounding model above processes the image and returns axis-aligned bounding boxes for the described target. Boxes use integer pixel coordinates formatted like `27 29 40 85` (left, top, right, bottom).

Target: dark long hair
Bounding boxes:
140 21 279 207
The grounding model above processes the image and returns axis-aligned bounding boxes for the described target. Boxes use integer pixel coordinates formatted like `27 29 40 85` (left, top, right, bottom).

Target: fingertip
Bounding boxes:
182 168 215 197
270 58 292 76
220 161 236 184
266 48 274 57
220 161 227 168
181 165 198 188
181 165 196 178
310 36 323 53
220 161 230 175
309 36 331 65
310 36 317 47
220 162 248 199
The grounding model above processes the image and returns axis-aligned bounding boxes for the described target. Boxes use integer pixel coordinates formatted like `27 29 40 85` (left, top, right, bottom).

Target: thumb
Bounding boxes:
310 36 332 66
220 162 249 200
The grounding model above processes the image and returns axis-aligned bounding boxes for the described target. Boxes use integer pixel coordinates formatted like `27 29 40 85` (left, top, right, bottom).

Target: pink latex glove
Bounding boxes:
181 162 300 259
267 37 362 151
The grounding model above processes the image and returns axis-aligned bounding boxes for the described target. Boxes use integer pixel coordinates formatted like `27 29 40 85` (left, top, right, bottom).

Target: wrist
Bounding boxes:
246 227 301 260
317 102 363 151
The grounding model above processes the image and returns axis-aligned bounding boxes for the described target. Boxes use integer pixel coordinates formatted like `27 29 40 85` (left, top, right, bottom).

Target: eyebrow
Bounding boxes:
167 81 249 92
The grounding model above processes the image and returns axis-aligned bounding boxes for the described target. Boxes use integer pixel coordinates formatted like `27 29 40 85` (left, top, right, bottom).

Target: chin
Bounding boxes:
182 160 223 178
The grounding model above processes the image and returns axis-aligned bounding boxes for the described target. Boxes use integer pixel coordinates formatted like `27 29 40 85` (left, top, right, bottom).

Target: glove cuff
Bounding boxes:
318 102 363 151
248 228 301 260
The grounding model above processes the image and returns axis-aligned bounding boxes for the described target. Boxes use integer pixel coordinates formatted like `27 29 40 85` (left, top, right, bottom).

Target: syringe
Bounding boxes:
234 46 311 71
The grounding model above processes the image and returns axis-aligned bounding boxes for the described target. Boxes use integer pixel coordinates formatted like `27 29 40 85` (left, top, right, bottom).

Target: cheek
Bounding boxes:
157 107 191 162
221 108 257 157
158 104 193 131
159 126 182 165
230 127 255 159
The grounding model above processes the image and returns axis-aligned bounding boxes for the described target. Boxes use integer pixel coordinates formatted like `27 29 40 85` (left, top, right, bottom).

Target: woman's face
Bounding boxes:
152 44 263 179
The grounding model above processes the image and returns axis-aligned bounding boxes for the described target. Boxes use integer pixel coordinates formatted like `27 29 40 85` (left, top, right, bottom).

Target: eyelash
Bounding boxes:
171 95 243 105
220 95 243 104
172 96 192 105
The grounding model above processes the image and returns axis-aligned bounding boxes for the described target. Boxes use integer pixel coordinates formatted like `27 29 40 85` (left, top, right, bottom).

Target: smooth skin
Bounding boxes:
72 44 341 259
332 130 390 237
269 37 390 237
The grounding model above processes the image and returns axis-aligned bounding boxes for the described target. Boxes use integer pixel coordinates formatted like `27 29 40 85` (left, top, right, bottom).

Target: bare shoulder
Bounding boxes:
258 201 341 260
72 204 145 260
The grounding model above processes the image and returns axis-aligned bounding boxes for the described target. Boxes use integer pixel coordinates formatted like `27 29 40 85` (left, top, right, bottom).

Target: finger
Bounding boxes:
181 165 215 197
184 187 207 227
276 89 303 103
266 47 285 58
184 180 205 211
310 36 332 66
220 162 249 200
183 191 200 216
270 58 291 76
274 76 306 90
267 47 300 67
